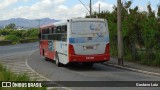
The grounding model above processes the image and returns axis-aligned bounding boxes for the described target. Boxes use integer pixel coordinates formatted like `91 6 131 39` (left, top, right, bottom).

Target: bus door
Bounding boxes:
55 25 68 64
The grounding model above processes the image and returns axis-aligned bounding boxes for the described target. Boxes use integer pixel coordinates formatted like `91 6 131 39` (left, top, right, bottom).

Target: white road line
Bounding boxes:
25 49 72 90
33 45 38 46
12 47 20 49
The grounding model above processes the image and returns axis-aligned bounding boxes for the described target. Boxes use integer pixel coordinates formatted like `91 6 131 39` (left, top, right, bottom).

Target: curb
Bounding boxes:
25 49 72 90
25 49 50 81
103 62 160 77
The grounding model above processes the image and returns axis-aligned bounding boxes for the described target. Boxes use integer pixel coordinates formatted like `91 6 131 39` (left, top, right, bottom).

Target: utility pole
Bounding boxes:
37 20 41 40
37 19 41 31
117 0 123 65
90 0 92 17
99 3 100 14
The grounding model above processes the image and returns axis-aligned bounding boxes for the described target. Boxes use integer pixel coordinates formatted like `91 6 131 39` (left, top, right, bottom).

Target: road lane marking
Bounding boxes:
25 49 72 90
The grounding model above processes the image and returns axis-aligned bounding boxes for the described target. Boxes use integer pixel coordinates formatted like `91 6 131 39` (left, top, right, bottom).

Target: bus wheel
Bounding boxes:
83 63 94 67
42 49 45 56
45 57 50 61
55 52 62 67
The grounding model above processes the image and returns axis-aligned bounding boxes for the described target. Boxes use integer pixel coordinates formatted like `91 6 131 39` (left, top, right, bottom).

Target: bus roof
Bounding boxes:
40 23 54 28
40 18 106 28
69 18 106 22
53 20 67 26
53 18 106 25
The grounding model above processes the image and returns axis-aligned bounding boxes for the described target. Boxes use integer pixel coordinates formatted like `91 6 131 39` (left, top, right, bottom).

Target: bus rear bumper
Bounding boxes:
69 54 110 63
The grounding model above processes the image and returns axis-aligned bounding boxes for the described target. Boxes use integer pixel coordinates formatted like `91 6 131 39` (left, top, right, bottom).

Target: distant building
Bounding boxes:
17 27 24 30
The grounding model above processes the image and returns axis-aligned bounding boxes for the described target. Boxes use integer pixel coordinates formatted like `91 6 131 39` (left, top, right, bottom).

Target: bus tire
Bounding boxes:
55 52 62 67
42 49 45 56
45 57 50 61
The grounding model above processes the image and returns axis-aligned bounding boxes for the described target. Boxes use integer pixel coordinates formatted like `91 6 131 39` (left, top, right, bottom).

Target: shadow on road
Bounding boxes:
45 58 124 72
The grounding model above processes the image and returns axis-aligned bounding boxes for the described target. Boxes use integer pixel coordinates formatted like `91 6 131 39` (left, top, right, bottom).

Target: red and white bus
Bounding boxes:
39 18 110 67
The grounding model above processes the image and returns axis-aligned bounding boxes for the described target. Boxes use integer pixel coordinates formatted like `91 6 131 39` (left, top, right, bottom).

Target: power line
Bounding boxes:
78 0 90 12
99 3 101 14
90 0 92 16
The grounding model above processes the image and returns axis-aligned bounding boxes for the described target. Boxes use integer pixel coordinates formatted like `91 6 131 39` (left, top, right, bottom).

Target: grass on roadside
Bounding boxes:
0 36 5 41
0 64 46 90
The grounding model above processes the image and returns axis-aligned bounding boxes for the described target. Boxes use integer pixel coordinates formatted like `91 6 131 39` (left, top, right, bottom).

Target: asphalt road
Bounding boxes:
0 42 160 90
0 42 47 81
0 42 38 55
28 52 160 81
27 44 160 90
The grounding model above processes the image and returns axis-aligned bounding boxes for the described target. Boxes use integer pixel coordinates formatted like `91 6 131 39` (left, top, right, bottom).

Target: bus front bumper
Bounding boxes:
69 54 110 63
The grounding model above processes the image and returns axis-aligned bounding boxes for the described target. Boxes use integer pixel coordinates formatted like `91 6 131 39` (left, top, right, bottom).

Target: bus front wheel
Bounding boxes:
45 57 50 61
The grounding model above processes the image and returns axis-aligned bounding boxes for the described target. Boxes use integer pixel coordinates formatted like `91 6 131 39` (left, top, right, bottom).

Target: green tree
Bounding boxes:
157 5 160 16
89 0 160 65
147 3 155 18
5 23 16 29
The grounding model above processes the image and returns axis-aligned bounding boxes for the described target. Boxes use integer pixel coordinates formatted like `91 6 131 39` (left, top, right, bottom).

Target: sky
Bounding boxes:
0 0 159 20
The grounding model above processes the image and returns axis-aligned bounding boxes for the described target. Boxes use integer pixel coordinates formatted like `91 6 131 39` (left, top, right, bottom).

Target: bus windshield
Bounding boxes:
71 21 107 35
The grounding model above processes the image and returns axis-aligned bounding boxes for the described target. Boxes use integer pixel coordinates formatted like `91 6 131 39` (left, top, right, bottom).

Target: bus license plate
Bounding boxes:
86 46 93 49
86 57 94 59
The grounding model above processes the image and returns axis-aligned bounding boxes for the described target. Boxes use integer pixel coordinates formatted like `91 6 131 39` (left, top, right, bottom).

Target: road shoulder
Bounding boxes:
105 57 160 76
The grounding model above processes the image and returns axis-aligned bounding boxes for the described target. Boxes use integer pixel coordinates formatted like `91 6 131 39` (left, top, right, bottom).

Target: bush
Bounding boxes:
0 64 46 90
20 39 38 43
0 40 12 46
5 35 20 44
26 28 39 39
0 29 10 36
90 1 160 66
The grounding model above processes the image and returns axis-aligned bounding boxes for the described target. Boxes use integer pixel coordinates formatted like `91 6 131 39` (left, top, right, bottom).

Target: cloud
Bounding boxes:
0 0 18 9
0 0 114 20
54 4 87 20
0 0 30 9
93 1 113 12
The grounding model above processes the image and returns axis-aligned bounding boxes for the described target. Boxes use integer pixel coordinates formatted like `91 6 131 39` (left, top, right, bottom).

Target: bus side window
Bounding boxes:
61 25 67 33
56 26 61 33
42 35 47 40
38 33 41 39
55 26 61 40
43 34 48 40
52 27 54 33
61 25 67 41
49 27 52 34
42 29 45 34
53 27 56 33
48 35 51 40
47 28 49 34
61 34 67 41
42 28 49 40
41 29 45 40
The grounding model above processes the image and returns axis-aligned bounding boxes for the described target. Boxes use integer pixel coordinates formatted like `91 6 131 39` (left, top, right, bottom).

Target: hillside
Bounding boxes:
0 18 59 28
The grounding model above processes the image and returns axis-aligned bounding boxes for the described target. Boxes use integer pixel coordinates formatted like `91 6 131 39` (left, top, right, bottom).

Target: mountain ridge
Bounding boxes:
0 18 60 28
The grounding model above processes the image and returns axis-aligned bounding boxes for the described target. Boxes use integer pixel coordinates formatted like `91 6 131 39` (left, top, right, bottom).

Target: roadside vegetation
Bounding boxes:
0 64 46 90
87 1 160 66
0 23 39 45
